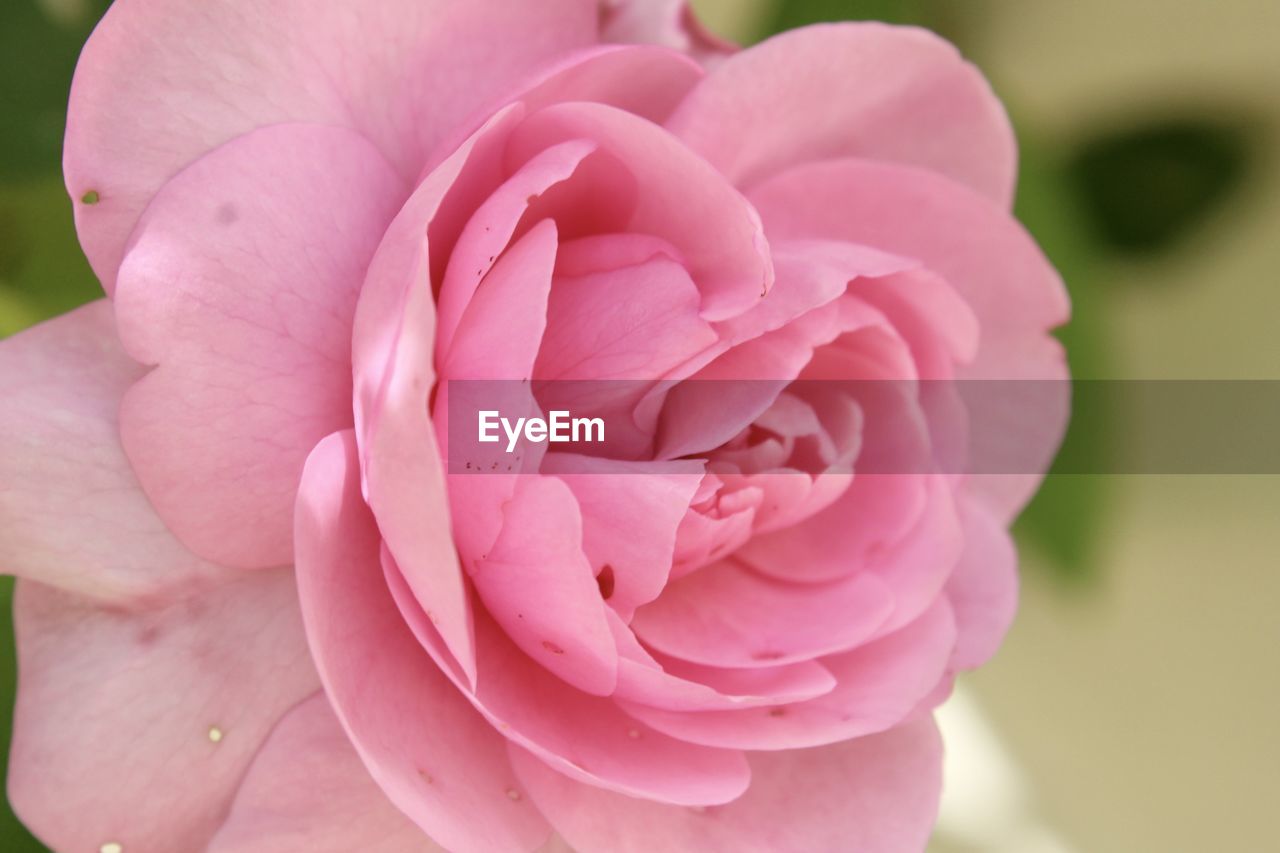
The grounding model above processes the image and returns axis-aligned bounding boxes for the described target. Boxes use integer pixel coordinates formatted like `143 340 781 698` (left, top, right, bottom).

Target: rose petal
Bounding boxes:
66 0 597 290
631 558 895 668
511 716 944 853
294 430 553 853
622 601 955 749
384 566 752 806
114 123 405 569
472 476 619 695
0 302 229 603
8 570 319 852
541 454 704 616
668 22 1017 204
749 157 1070 517
507 101 773 321
208 693 443 853
945 497 1019 670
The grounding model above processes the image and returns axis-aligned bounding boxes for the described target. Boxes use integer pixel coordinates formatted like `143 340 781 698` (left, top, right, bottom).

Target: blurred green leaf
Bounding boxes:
0 178 102 331
1011 131 1114 584
1067 116 1252 256
0 579 47 852
0 0 111 181
760 0 962 43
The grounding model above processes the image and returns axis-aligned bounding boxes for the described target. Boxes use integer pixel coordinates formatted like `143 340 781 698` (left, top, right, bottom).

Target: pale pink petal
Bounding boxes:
294 430 553 853
946 497 1019 670
749 158 1070 517
668 23 1017 204
208 693 443 853
8 570 319 852
472 476 619 695
0 302 230 602
507 101 773 321
511 717 944 853
66 0 598 290
631 558 895 667
114 123 405 569
622 602 955 749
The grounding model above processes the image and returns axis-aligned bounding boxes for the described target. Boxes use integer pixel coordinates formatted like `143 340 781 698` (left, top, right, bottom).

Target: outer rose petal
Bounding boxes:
667 23 1017 205
208 693 442 853
7 570 320 853
66 0 598 290
622 602 956 750
295 430 554 853
0 301 229 602
114 123 406 570
945 497 1020 670
749 158 1070 518
511 716 944 853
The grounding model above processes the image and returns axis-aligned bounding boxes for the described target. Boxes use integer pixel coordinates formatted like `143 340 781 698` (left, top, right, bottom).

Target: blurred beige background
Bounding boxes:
689 2 1280 851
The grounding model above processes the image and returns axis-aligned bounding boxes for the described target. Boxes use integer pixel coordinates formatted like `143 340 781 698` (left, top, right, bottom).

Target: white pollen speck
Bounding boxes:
207 726 224 743
627 728 641 739
100 844 123 853
506 788 522 802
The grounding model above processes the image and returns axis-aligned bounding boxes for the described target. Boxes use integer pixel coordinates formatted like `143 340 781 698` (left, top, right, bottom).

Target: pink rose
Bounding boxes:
0 2 1068 851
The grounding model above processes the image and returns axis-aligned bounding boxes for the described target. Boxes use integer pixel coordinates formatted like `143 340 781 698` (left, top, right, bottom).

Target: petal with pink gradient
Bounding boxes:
946 497 1020 670
541 454 704 617
66 0 598 290
383 566 752 806
511 716 944 853
507 102 773 321
667 23 1017 204
114 123 405 570
536 254 717 381
295 430 553 853
208 693 442 853
749 157 1070 517
631 557 895 667
0 302 231 603
434 138 598 359
622 601 955 749
7 570 319 853
351 109 531 689
608 611 837 712
472 476 619 695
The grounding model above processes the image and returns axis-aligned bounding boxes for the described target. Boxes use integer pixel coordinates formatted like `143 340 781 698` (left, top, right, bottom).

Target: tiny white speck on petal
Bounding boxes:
100 843 123 853
207 726 224 743
506 787 522 801
627 728 641 739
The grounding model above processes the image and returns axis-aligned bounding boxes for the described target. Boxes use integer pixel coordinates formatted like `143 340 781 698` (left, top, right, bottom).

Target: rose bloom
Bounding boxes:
0 1 1067 851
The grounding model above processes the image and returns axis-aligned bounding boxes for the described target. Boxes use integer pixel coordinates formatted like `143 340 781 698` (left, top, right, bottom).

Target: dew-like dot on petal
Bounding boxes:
627 728 641 739
100 844 123 853
207 726 224 743
506 787 522 802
